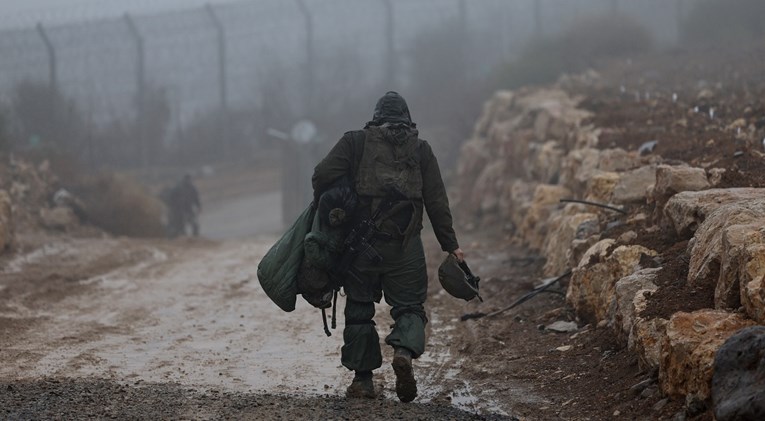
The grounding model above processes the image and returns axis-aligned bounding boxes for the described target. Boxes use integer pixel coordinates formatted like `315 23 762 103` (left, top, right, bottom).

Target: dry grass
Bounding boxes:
72 173 165 238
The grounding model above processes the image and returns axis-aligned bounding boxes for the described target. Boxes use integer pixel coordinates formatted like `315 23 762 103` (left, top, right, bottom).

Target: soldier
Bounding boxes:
165 174 201 237
312 91 464 402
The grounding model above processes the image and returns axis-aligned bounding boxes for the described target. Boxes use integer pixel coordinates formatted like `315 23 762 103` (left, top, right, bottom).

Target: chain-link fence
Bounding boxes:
0 0 698 167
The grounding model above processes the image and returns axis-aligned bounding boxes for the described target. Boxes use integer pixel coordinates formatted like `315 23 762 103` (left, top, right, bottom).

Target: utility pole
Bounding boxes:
124 13 148 168
205 3 230 159
295 0 314 115
35 23 57 94
36 22 57 135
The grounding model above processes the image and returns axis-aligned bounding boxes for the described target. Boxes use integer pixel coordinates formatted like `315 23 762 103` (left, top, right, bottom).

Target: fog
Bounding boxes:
0 0 762 235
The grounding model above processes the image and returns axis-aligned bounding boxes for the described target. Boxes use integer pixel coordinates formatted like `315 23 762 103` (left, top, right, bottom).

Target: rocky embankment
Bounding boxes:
455 73 765 419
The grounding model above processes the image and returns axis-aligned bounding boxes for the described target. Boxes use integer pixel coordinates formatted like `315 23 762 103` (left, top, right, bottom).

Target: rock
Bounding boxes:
0 190 13 252
653 398 669 411
473 91 515 137
40 207 79 230
712 225 765 311
633 316 668 370
498 180 538 232
659 310 757 399
613 165 656 204
654 165 710 209
584 171 620 203
630 378 655 396
567 240 656 323
617 230 638 244
708 168 726 187
740 246 765 324
711 326 765 421
473 161 507 214
663 188 765 238
541 212 599 277
559 148 601 195
556 345 573 352
598 148 641 173
687 207 765 289
545 321 578 333
611 268 660 342
519 184 571 250
529 141 564 184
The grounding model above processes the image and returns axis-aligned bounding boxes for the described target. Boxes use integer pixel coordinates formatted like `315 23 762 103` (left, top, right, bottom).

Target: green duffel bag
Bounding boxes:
257 206 315 312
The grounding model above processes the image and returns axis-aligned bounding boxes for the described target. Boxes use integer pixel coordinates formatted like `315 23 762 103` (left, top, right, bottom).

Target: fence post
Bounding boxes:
35 23 57 94
36 22 58 134
295 0 315 115
380 0 395 88
123 13 147 167
204 3 230 159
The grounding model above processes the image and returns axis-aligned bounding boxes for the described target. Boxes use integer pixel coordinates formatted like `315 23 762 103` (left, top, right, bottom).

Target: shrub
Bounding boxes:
71 173 165 238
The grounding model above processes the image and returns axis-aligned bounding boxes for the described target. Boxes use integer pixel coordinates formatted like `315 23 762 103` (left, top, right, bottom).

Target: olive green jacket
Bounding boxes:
312 130 459 253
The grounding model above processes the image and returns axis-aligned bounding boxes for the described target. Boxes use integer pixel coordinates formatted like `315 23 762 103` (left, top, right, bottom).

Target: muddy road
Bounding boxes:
0 227 518 419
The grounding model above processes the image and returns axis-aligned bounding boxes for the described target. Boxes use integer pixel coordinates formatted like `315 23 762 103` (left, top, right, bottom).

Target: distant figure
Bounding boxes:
164 174 201 238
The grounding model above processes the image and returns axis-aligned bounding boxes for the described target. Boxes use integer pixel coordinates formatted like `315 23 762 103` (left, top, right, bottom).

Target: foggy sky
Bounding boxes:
0 0 241 30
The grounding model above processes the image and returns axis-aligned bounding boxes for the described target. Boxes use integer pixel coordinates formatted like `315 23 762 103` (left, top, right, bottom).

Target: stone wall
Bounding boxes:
455 80 764 406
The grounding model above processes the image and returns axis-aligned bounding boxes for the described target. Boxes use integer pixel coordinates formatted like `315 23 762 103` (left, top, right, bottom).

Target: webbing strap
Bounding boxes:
331 290 338 329
322 308 331 337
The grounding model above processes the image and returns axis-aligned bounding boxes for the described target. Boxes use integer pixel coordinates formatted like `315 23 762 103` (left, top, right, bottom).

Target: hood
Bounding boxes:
367 91 415 127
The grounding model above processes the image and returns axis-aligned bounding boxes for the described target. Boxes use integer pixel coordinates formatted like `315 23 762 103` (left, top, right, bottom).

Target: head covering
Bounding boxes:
367 91 415 127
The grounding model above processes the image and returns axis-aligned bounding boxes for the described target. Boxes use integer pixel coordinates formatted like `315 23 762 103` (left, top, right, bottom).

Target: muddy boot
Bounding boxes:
392 347 417 403
346 371 376 399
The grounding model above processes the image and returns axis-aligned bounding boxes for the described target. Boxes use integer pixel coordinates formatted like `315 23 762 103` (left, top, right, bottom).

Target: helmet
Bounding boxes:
438 254 483 302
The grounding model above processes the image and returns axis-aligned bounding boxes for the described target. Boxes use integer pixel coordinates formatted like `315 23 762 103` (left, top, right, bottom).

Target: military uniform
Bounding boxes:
311 92 459 399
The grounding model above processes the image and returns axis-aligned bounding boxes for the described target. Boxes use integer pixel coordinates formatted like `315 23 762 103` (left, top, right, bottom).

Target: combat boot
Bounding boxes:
392 347 417 403
346 371 376 399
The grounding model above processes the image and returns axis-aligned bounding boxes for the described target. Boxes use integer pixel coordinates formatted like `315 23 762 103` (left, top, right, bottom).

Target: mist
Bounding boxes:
0 0 761 237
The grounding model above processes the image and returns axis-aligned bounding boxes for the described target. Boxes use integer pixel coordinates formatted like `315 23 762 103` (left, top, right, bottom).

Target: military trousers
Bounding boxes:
341 235 428 373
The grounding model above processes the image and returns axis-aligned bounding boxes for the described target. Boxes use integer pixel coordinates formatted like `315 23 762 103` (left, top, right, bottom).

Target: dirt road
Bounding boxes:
0 229 515 419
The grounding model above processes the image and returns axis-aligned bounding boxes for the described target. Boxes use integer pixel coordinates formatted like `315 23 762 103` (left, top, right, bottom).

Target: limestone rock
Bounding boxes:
529 141 564 184
559 148 601 195
713 225 765 309
741 246 765 324
584 171 620 204
542 212 599 277
712 326 765 421
0 190 13 252
612 268 660 342
519 184 571 250
633 316 667 370
663 188 765 238
40 207 79 230
498 180 537 232
654 165 710 210
660 310 756 399
687 207 765 289
613 165 656 204
473 91 515 137
598 148 641 173
567 240 656 323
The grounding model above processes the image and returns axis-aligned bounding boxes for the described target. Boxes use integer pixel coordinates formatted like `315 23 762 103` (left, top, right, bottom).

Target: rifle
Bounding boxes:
321 187 406 336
